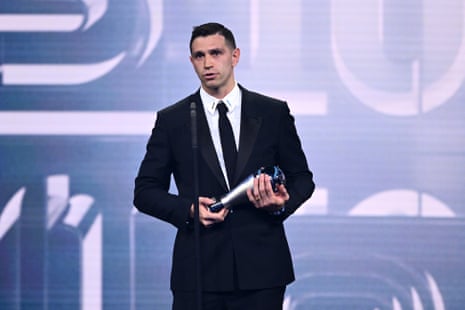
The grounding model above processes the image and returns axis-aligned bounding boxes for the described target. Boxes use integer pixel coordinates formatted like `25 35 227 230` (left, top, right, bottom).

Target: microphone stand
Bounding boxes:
190 102 203 310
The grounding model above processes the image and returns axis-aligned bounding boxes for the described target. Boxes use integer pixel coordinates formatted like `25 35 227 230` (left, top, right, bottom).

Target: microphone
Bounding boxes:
190 102 198 149
209 166 286 212
190 101 203 309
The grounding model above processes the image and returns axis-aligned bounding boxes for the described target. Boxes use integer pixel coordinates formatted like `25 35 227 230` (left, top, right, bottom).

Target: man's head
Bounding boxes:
189 22 236 53
189 22 240 98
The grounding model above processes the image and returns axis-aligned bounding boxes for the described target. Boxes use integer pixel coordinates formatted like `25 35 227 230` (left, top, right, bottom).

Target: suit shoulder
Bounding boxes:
158 96 191 116
149 98 192 133
155 92 200 126
245 89 286 105
242 88 290 115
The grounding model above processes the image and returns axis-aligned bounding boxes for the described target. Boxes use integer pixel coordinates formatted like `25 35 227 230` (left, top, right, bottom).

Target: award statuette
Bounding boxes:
208 166 286 212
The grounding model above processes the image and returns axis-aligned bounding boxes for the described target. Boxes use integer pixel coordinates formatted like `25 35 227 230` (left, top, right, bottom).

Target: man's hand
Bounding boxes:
190 197 229 227
247 173 289 213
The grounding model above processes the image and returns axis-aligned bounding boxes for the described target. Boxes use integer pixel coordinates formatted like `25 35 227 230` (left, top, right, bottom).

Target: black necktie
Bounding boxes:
217 101 237 186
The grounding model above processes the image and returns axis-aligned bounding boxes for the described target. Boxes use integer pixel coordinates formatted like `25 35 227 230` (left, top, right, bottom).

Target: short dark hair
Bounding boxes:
189 22 236 53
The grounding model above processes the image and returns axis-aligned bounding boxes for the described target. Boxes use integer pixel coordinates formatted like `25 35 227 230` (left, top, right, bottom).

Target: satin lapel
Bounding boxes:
194 97 229 191
233 93 262 185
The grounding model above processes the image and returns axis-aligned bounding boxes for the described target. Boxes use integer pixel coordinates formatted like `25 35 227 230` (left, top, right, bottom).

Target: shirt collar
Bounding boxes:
200 83 241 115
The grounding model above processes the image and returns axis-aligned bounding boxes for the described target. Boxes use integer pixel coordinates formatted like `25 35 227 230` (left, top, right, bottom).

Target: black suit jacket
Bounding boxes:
134 85 315 292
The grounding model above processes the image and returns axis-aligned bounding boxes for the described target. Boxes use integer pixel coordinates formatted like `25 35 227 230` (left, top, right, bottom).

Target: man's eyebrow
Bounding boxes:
209 48 224 54
192 48 224 57
192 51 205 57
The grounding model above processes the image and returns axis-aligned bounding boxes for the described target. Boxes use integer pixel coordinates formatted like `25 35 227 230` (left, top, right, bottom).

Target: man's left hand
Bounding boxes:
246 173 289 212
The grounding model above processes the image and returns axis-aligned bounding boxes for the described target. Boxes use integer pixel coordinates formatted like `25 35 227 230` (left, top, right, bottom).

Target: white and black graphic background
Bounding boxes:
1 1 464 309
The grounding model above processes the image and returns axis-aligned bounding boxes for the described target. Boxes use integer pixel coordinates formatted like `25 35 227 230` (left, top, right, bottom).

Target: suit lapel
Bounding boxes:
233 89 262 185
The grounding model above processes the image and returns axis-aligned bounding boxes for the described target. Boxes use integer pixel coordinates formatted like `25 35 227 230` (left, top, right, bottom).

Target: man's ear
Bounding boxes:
232 48 241 66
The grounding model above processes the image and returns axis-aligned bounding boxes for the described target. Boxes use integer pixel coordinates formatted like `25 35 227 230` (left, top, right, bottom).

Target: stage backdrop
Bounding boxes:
1 0 465 309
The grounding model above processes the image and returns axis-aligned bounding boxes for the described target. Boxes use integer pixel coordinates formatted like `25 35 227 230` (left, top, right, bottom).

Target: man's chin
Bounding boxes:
203 82 220 91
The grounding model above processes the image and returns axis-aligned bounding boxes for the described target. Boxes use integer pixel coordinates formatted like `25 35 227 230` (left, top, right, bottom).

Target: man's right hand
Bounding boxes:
190 197 229 227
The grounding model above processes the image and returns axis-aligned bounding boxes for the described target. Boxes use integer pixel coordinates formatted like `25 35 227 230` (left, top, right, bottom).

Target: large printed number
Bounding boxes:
0 0 163 85
331 0 465 115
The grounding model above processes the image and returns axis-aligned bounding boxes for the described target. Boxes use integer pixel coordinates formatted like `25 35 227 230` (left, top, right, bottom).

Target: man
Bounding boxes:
134 22 315 310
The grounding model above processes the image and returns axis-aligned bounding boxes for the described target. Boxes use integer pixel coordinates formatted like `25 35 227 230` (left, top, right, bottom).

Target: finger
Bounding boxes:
202 208 228 225
219 208 229 219
258 175 273 203
200 217 215 227
201 217 217 227
199 196 216 206
263 175 274 196
247 188 256 203
276 184 290 200
247 189 261 209
258 174 267 195
252 175 261 201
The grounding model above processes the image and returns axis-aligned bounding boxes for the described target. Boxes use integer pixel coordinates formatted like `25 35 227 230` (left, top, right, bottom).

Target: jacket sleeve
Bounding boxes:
276 102 315 219
133 111 193 229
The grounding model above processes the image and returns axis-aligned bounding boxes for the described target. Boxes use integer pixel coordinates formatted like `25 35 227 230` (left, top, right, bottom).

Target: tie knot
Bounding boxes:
217 101 228 115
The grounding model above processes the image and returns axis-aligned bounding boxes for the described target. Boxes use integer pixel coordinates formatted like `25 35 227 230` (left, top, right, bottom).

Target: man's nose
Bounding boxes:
204 55 213 68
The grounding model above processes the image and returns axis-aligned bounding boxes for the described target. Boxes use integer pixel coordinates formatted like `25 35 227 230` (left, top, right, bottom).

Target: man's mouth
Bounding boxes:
204 73 216 80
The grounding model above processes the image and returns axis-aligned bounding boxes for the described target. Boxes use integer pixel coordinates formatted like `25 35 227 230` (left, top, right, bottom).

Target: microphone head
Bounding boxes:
190 102 198 147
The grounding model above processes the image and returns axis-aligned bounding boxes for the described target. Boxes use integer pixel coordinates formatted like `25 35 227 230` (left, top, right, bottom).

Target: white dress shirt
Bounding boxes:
200 83 242 188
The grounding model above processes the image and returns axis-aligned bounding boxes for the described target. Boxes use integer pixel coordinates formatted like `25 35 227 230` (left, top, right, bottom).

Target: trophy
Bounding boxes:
208 166 286 212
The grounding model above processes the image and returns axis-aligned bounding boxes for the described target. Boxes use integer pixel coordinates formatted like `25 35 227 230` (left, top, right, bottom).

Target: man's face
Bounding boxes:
190 33 240 97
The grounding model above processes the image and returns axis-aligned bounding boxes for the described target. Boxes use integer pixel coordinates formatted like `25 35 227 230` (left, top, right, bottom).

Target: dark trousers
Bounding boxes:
172 286 286 310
